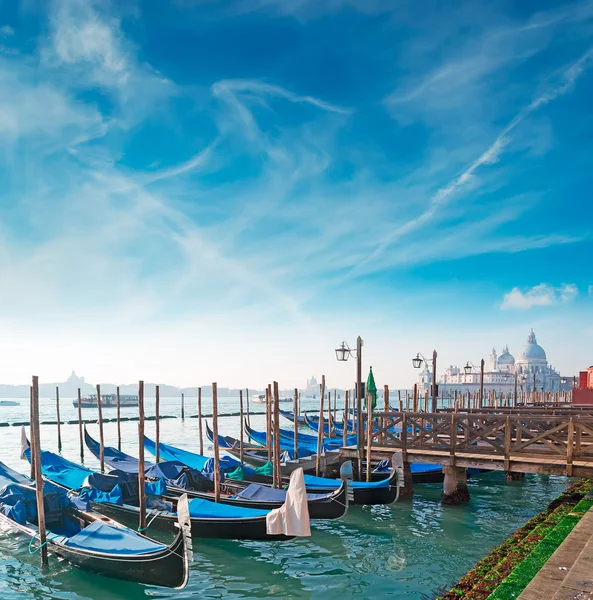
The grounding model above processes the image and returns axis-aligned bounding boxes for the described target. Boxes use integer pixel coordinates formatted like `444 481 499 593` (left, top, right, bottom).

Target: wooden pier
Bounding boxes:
339 411 593 497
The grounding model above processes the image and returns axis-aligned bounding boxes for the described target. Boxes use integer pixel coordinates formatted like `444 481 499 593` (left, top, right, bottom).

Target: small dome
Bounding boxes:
498 345 515 365
517 329 546 361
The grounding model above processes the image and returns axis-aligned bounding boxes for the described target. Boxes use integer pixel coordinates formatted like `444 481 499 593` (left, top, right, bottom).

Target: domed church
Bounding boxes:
489 329 561 392
436 329 562 393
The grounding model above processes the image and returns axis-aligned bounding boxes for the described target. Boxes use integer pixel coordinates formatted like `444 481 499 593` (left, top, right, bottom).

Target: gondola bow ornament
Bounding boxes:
176 493 193 563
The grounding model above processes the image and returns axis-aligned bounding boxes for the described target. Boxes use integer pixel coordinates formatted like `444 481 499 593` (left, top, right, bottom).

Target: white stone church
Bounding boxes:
418 330 562 394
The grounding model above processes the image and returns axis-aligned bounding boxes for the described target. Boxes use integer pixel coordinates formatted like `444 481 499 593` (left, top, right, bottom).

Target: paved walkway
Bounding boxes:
519 506 593 600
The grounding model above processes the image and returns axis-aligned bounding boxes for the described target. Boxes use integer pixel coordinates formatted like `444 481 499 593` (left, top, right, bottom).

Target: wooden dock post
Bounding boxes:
316 375 325 477
138 380 146 531
366 391 372 482
479 359 485 409
266 385 272 462
155 385 160 463
273 382 281 488
77 388 84 462
31 376 48 566
198 387 203 456
212 382 221 502
97 384 104 473
55 386 62 452
384 385 390 443
293 388 299 460
239 390 244 465
245 388 251 427
29 386 36 479
343 390 349 448
181 392 185 420
116 386 121 451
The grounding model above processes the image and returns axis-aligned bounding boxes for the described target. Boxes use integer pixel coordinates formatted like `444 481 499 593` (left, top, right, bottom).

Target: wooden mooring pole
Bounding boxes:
293 388 299 460
273 381 281 488
97 384 104 473
266 385 272 462
181 392 185 420
116 386 121 451
212 382 221 502
155 385 160 463
316 375 325 477
31 376 48 567
366 391 372 482
246 388 251 427
29 387 35 480
198 387 203 456
55 386 62 452
138 380 146 531
343 390 349 448
239 390 244 465
77 388 84 462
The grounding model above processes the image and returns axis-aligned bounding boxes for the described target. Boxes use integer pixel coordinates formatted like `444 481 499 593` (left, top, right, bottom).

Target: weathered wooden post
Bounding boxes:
31 376 48 566
293 388 299 460
97 384 105 473
273 382 281 488
384 384 390 443
138 380 147 531
212 382 221 502
245 388 251 427
198 387 204 456
239 390 244 465
432 349 438 412
328 391 334 438
266 385 272 462
55 386 62 452
116 386 121 451
366 391 372 482
181 392 185 420
316 376 325 477
77 388 84 462
155 385 160 463
29 386 35 480
343 390 349 448
479 359 485 408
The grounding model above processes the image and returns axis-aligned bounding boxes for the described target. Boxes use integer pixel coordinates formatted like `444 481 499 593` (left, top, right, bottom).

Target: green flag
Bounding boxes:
364 366 377 411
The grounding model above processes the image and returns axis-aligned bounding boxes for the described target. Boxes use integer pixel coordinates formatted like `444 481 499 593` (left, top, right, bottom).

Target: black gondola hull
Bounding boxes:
91 501 293 541
0 510 188 589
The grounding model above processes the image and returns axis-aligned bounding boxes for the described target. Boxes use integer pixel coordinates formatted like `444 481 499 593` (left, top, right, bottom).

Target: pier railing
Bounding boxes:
364 412 593 476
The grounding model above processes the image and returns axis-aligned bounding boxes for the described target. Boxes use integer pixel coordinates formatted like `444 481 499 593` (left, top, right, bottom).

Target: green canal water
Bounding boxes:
0 397 571 599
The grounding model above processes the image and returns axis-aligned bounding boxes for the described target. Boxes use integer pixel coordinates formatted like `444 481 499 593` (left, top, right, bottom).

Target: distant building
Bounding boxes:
418 329 563 394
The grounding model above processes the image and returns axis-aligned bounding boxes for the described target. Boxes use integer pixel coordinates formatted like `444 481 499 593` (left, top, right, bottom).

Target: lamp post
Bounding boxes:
464 359 485 408
335 337 363 477
412 350 438 412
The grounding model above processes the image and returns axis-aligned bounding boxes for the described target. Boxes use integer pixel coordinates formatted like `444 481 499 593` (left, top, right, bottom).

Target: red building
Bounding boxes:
573 366 593 405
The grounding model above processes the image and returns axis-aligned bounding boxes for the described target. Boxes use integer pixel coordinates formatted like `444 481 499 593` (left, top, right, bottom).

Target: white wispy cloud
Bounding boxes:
501 284 579 310
0 25 15 37
358 45 593 272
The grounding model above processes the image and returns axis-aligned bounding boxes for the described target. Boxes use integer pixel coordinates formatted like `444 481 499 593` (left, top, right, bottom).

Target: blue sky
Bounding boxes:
0 0 591 388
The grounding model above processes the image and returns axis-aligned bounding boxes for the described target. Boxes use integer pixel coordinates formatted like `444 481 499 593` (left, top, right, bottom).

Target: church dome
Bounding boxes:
498 345 515 365
517 330 546 361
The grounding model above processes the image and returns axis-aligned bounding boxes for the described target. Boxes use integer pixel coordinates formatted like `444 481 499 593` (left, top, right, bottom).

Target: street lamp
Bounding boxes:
412 350 438 412
335 337 363 477
464 359 485 408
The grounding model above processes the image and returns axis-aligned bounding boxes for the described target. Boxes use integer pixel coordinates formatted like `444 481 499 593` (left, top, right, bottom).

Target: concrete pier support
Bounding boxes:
506 471 525 482
442 466 470 505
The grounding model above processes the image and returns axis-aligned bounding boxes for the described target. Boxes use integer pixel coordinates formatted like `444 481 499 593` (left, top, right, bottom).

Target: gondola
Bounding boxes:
142 436 347 519
28 443 295 542
244 422 326 455
277 424 357 447
278 409 307 424
204 424 401 504
81 430 346 520
0 460 189 588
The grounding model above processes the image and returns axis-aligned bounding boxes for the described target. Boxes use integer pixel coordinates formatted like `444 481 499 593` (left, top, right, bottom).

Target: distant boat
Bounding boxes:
251 394 266 404
72 394 138 408
0 400 19 406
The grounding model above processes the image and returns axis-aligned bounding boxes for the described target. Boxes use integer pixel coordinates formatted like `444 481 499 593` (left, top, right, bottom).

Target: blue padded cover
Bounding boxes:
64 521 166 555
187 497 269 519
